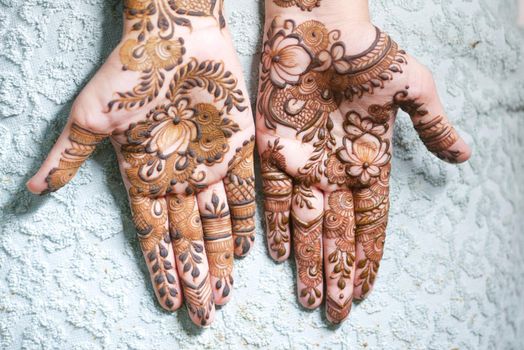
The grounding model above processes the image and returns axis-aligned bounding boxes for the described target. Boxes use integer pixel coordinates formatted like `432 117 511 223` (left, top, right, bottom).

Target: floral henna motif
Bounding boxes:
110 0 226 111
44 124 109 194
201 193 234 298
324 191 355 323
135 197 181 309
261 139 293 258
170 0 226 28
121 100 238 197
146 233 182 310
258 19 405 200
336 110 391 187
168 194 214 325
292 211 323 306
324 193 355 279
354 164 390 298
169 195 204 279
224 137 257 257
118 58 244 253
273 0 321 11
121 59 244 201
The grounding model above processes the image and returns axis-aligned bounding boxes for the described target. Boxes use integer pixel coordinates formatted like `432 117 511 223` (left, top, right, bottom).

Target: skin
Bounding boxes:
257 0 472 324
27 0 256 327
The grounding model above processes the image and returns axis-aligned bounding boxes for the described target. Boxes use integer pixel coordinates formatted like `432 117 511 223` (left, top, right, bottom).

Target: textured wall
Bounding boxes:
1 0 523 349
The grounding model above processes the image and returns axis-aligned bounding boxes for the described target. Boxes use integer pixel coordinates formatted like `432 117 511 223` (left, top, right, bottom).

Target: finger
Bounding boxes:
260 139 293 261
352 166 390 300
323 190 356 324
27 121 109 194
197 183 235 306
224 137 256 258
167 194 215 327
291 185 324 309
396 64 471 163
130 196 183 311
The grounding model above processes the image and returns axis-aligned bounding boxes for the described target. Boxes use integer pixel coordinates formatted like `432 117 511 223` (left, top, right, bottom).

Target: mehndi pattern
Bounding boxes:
273 0 321 11
224 137 257 257
258 19 405 203
44 124 109 194
110 0 226 111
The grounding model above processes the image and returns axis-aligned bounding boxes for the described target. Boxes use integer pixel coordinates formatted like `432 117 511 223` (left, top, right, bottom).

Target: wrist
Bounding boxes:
265 0 370 23
123 0 226 36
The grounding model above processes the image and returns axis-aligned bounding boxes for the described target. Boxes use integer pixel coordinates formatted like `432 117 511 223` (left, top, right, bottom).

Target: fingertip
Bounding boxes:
211 275 234 306
268 248 290 262
233 235 255 258
352 285 372 301
326 303 352 325
214 295 232 307
26 176 47 195
188 304 216 327
159 295 184 313
442 138 472 164
456 142 472 163
298 294 323 310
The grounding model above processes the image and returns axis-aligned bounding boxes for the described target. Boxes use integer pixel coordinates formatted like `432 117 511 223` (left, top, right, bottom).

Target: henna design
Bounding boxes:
336 110 391 187
394 89 462 163
170 0 226 28
325 192 355 283
121 59 244 202
334 28 407 101
168 194 214 325
354 164 390 297
224 137 257 257
292 211 323 306
110 0 226 111
134 197 181 309
258 19 404 201
169 195 204 279
182 278 214 325
261 139 292 258
324 191 355 323
43 124 108 194
201 193 234 298
112 58 245 254
131 196 169 252
273 0 321 11
146 233 181 310
326 295 352 324
414 115 460 161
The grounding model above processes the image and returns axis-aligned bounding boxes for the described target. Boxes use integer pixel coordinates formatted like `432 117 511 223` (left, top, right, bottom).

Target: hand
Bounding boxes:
256 0 471 324
27 0 256 327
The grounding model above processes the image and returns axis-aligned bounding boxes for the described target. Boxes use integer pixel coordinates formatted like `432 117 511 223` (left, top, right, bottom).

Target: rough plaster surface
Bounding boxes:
1 0 524 349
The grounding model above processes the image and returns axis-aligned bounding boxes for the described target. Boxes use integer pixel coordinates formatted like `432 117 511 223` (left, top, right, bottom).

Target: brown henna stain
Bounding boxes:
110 0 227 111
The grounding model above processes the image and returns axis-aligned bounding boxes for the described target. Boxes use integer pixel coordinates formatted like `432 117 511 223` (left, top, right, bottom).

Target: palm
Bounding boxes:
256 18 471 324
28 0 255 327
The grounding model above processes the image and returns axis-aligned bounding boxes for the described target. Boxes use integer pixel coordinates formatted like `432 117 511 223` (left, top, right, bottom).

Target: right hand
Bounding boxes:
256 3 471 324
27 0 256 327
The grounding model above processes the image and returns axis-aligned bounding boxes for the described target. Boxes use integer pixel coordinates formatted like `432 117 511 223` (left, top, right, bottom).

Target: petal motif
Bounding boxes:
348 165 364 177
149 120 197 158
352 134 381 163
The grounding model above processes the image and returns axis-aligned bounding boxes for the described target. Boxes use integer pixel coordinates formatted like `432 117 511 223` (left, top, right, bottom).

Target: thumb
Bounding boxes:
27 118 109 195
396 63 472 164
